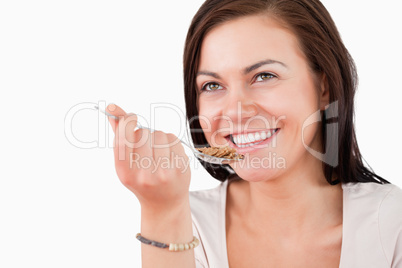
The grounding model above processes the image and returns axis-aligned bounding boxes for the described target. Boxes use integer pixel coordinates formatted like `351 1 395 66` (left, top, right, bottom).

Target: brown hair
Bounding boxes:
183 0 389 185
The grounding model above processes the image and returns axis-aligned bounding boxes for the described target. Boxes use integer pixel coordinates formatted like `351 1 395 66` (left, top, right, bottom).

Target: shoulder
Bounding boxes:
375 183 402 266
189 180 230 267
342 181 402 223
342 181 400 196
342 181 402 214
342 182 402 267
189 180 227 202
189 180 228 223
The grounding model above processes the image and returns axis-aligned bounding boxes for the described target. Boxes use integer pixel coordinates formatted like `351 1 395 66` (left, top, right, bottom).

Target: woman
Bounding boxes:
106 0 402 267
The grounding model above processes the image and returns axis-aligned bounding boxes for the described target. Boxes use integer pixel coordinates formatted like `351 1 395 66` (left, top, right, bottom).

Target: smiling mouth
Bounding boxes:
227 129 279 148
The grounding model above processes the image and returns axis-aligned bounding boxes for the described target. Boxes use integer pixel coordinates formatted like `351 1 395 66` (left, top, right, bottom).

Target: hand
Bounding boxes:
106 104 191 212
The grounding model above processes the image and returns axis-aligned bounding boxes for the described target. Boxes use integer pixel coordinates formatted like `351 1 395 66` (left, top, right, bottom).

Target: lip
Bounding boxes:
222 129 276 137
226 128 280 154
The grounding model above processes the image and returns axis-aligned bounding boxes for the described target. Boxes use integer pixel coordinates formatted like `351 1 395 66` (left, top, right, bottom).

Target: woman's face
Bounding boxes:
196 15 328 182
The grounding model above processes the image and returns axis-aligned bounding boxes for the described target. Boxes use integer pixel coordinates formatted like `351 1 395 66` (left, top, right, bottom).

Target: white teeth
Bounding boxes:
248 133 255 142
231 129 278 146
237 140 265 148
266 131 272 138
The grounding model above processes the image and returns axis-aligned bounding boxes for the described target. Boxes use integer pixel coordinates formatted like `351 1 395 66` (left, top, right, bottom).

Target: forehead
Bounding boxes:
199 15 305 71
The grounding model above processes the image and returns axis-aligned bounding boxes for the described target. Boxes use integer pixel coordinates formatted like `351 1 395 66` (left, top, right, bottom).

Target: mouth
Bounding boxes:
225 128 280 152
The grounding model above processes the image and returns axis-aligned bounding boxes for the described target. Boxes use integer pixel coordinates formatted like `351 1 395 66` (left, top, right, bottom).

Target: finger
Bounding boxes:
133 128 153 157
132 128 154 173
106 104 127 134
151 131 171 166
166 134 186 161
167 134 190 175
114 113 138 163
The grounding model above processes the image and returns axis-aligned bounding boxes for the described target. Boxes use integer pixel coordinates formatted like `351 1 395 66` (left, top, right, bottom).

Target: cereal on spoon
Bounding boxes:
196 146 244 160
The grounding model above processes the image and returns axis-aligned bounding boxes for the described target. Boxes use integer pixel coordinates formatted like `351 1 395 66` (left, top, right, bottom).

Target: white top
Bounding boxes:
189 179 402 268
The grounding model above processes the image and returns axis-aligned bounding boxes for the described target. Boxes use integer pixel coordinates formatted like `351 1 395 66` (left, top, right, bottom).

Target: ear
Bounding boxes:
319 73 330 111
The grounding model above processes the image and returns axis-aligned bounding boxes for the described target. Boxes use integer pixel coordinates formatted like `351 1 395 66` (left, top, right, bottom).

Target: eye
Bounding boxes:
201 82 223 92
255 72 277 82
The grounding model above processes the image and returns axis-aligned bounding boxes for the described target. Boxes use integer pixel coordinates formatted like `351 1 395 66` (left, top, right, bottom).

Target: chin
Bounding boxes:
230 164 283 183
229 151 287 182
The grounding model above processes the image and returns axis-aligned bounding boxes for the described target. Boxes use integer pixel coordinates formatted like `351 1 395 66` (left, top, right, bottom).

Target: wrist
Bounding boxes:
140 199 193 242
140 194 190 219
141 199 191 225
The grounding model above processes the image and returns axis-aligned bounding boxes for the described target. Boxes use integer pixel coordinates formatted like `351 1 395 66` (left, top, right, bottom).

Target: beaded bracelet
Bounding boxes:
136 233 200 252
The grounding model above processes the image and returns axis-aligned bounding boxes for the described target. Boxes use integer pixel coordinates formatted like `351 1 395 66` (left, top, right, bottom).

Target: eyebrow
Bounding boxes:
196 59 288 79
244 59 287 74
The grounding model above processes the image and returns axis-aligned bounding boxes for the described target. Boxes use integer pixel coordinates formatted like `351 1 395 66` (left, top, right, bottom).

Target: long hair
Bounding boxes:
183 0 389 185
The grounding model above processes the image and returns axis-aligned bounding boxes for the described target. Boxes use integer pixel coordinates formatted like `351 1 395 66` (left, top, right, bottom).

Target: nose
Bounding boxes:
222 89 258 123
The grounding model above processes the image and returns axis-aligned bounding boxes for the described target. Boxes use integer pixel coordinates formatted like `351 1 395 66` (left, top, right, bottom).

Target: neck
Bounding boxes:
230 155 343 239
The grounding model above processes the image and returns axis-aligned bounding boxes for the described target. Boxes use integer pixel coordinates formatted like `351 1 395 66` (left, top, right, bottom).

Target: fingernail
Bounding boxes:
107 103 116 112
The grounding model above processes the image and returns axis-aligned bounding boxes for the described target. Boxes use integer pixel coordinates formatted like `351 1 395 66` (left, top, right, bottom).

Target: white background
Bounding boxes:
0 0 401 267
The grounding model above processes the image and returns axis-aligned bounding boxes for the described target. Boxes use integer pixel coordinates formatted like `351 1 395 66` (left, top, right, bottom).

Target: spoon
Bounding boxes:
94 105 243 165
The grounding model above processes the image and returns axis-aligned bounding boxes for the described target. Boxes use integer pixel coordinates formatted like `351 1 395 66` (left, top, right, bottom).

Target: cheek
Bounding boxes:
198 99 221 143
273 76 320 126
279 78 322 153
254 76 321 150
